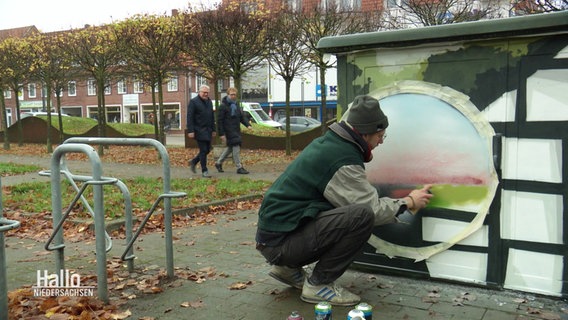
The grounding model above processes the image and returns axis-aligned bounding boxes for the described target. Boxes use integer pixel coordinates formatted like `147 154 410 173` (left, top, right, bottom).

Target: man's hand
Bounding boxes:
406 184 434 214
187 132 194 139
220 135 226 143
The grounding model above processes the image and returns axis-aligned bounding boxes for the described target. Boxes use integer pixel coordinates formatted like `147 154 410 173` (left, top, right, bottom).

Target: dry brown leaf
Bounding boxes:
229 280 253 290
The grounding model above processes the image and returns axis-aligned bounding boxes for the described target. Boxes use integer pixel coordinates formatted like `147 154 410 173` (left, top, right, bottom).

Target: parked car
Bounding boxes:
21 111 70 119
278 116 321 132
241 102 282 129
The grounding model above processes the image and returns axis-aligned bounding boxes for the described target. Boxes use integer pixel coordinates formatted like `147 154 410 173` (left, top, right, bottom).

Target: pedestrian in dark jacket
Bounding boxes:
187 85 216 178
215 87 252 174
256 95 433 306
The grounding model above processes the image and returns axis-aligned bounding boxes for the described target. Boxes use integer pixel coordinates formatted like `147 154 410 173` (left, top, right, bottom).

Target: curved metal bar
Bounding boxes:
121 191 186 262
0 218 20 232
0 200 19 320
50 143 108 303
44 179 117 252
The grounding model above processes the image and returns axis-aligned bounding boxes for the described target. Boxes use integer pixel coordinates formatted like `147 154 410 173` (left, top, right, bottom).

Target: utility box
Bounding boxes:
318 11 568 297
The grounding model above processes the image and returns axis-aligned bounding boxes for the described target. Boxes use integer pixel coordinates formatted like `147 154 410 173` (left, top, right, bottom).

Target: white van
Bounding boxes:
241 102 282 129
21 111 70 119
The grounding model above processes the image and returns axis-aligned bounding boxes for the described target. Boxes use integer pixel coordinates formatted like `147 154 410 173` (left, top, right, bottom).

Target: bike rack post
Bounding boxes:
50 143 109 303
0 177 21 320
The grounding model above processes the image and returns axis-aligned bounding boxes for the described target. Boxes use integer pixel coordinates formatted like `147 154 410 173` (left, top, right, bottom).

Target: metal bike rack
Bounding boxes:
42 138 186 303
63 138 187 278
0 177 21 320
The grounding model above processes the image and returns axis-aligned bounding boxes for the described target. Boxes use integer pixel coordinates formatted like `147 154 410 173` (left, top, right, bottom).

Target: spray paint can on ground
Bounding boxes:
287 311 304 320
355 302 373 320
315 301 332 320
347 309 365 320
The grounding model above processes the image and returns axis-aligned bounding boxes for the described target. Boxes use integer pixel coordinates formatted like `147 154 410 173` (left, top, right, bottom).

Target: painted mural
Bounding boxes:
345 82 499 262
327 15 568 296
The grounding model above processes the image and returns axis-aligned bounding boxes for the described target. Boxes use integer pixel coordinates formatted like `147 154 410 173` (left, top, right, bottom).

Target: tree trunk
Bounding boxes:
0 93 9 150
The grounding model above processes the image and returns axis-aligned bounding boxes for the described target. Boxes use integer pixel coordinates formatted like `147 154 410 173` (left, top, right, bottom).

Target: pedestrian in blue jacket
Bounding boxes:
215 87 252 174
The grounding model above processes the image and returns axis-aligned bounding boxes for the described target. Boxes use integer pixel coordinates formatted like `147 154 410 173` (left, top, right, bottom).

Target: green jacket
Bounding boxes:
257 122 406 234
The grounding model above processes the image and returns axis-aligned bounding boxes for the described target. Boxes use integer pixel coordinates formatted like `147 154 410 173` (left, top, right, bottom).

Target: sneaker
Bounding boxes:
215 163 224 172
202 171 212 178
236 167 249 174
189 161 196 174
268 266 306 289
300 279 360 306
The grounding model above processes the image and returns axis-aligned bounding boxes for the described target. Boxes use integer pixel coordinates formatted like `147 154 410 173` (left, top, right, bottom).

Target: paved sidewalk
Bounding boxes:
2 138 568 319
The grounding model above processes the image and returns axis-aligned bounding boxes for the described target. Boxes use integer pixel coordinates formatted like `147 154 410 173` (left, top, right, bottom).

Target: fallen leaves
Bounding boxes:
180 299 205 309
8 257 223 319
8 289 129 320
229 280 253 290
0 144 298 169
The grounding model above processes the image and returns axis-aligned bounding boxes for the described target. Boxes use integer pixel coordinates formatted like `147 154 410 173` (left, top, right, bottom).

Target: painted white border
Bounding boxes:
358 80 499 261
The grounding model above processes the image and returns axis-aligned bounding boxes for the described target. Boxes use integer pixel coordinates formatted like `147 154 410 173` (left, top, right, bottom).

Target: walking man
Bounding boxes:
215 87 252 174
187 85 216 178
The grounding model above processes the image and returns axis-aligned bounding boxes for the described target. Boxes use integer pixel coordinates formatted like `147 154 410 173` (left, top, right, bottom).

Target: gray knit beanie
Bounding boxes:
346 95 389 134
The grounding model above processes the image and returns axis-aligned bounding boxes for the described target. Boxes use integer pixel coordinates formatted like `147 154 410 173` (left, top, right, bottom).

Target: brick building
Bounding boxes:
0 24 222 134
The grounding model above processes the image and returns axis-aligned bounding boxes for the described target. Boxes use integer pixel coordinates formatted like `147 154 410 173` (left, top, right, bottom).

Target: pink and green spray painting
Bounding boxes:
359 82 499 261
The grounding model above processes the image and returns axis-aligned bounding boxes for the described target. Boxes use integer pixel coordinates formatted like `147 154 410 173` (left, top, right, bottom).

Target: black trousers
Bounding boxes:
259 204 375 285
191 140 211 172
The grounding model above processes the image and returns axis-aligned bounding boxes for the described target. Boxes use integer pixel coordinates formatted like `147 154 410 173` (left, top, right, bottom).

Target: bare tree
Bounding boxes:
29 33 74 151
297 2 383 134
61 25 124 155
0 37 35 146
115 14 187 144
188 1 271 96
510 0 567 14
390 0 503 27
181 5 231 109
0 81 9 150
267 7 311 155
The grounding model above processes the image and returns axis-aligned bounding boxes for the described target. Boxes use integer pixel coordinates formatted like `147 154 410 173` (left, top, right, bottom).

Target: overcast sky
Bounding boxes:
0 0 219 32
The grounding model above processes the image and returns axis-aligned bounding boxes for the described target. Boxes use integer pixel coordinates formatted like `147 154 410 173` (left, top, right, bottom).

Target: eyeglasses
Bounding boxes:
229 93 237 96
199 91 209 94
378 133 387 141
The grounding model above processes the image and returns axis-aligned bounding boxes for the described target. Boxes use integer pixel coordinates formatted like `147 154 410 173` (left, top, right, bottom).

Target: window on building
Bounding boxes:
167 77 178 92
322 0 361 10
197 75 208 89
87 79 96 96
134 80 144 93
68 81 77 96
117 79 127 94
3 90 11 99
18 86 23 100
104 80 111 95
106 106 120 122
87 105 121 122
286 0 302 10
217 79 224 92
143 104 180 129
28 83 36 98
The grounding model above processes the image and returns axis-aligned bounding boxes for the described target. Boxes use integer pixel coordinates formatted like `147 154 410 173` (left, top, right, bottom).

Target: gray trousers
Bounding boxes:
216 145 242 168
258 204 375 285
